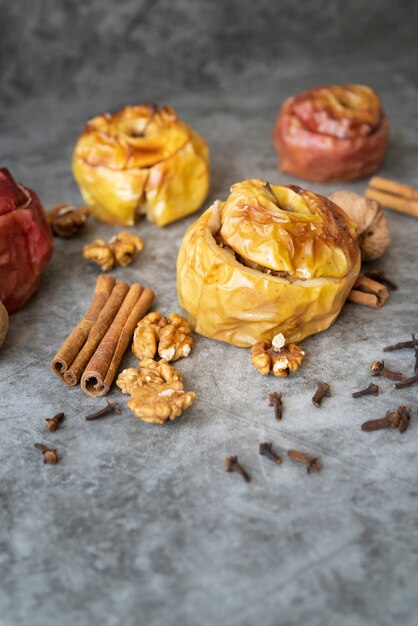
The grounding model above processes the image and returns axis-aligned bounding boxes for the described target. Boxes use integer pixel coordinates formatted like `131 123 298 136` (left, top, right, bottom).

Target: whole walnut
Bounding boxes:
329 191 390 261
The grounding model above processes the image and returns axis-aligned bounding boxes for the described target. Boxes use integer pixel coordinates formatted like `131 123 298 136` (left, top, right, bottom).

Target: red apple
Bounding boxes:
0 168 53 313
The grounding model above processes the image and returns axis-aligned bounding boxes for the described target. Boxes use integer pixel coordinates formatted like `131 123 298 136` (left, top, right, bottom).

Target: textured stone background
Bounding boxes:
1 2 418 625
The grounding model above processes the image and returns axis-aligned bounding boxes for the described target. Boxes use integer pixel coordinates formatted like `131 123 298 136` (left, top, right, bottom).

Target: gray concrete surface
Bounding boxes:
1 2 418 625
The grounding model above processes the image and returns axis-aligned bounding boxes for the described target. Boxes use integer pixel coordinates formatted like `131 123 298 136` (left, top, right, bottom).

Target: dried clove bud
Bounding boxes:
395 375 418 389
259 442 282 465
45 412 65 432
84 399 121 421
224 455 251 482
34 443 59 464
287 449 321 473
312 381 331 407
362 406 411 433
361 416 390 432
370 360 405 381
383 333 417 352
386 410 401 429
352 383 379 398
364 269 398 291
268 391 283 420
397 406 411 433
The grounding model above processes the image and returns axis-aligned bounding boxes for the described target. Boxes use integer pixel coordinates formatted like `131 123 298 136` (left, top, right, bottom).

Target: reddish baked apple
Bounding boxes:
0 168 53 313
273 85 388 182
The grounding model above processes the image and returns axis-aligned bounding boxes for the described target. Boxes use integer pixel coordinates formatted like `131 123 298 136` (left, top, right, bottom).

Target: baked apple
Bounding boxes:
0 300 8 348
0 169 53 313
177 179 361 347
73 104 209 227
273 85 388 182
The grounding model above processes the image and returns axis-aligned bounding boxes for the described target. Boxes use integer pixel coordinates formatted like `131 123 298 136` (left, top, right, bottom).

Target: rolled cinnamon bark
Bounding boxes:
51 275 115 381
63 281 130 386
365 187 418 219
81 285 155 397
348 276 389 308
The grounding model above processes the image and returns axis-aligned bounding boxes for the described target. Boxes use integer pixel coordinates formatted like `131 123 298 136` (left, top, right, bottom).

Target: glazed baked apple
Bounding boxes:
273 85 388 182
73 104 209 227
177 179 361 347
0 169 53 313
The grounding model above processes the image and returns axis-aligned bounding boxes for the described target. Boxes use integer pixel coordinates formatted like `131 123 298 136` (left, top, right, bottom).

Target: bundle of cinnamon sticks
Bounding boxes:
366 177 418 219
51 275 154 397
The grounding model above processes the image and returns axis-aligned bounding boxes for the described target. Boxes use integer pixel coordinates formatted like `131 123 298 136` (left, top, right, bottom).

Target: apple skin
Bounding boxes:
273 86 389 183
0 169 54 313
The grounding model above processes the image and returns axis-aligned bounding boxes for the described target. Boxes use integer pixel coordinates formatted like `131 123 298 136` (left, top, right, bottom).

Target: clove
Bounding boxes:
312 381 331 407
383 333 417 352
361 406 411 433
364 269 398 291
259 442 282 465
370 360 405 381
268 391 283 421
34 443 59 464
397 406 411 433
84 399 121 421
45 412 65 432
395 375 418 389
287 449 321 473
352 383 379 398
361 416 390 432
386 410 401 429
224 455 251 482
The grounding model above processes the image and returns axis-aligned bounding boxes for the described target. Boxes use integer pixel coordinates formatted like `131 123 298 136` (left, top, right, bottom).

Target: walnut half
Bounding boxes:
47 204 89 238
116 358 195 424
251 333 305 377
132 312 193 362
83 231 144 271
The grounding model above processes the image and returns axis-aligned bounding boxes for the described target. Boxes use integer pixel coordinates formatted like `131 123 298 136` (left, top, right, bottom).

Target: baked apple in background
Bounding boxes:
0 300 8 348
73 104 210 227
0 168 54 313
273 85 388 182
177 179 361 347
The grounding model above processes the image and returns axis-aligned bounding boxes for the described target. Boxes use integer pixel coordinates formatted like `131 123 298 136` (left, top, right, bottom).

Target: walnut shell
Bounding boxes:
0 300 9 348
329 191 391 261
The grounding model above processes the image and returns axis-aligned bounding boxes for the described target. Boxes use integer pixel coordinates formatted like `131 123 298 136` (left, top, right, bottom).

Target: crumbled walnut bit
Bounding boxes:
47 204 89 238
132 312 193 362
251 333 305 377
83 238 115 270
83 231 144 271
117 358 184 394
127 387 195 424
110 231 144 266
116 358 195 424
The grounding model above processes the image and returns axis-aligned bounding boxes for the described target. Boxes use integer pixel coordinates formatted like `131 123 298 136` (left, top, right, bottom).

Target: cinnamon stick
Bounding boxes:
368 176 418 200
366 177 418 219
81 285 155 397
347 275 389 309
51 275 115 381
63 281 130 386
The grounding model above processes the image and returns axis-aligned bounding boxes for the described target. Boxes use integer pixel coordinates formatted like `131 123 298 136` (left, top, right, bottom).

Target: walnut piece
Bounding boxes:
329 191 390 261
110 231 144 266
117 358 184 394
132 312 193 362
116 358 195 424
83 231 144 271
251 333 305 377
47 204 89 238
